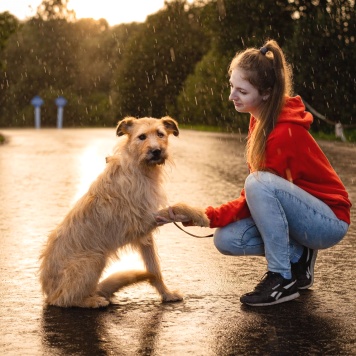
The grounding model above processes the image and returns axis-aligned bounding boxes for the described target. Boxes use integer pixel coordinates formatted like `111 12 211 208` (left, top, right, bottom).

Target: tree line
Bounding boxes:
0 0 355 133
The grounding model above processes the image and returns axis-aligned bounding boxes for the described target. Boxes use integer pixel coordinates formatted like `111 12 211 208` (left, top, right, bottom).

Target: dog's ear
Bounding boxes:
161 116 179 137
116 117 136 136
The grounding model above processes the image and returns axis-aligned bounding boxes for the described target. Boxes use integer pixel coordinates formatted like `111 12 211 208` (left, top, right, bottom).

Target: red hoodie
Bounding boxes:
205 96 351 228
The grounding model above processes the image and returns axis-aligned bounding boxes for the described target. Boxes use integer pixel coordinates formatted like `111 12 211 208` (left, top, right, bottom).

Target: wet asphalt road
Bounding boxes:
0 128 355 355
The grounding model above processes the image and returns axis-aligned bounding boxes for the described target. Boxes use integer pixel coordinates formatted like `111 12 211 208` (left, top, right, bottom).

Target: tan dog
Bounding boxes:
39 116 183 308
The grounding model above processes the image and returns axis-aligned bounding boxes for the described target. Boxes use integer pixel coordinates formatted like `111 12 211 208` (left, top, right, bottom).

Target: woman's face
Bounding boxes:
229 68 265 118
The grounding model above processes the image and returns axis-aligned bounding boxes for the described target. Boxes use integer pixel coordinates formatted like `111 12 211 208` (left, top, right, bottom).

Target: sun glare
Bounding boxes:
68 0 170 26
1 0 195 26
73 138 146 277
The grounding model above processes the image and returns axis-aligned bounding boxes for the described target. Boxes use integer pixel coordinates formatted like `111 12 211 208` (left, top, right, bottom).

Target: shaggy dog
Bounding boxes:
39 116 183 308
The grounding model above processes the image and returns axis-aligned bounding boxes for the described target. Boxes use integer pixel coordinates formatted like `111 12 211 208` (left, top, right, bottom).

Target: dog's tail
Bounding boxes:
97 270 155 299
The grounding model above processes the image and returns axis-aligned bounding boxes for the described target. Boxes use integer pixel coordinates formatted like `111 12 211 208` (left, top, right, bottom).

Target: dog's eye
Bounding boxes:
157 131 165 138
138 134 146 141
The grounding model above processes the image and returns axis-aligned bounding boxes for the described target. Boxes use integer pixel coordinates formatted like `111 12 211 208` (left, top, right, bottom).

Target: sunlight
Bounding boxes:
1 0 196 26
102 252 145 279
72 138 146 276
71 143 106 204
68 0 169 26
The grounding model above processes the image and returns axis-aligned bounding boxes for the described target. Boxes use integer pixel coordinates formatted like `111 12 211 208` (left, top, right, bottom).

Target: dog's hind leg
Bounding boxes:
45 254 110 308
137 235 183 302
97 270 156 299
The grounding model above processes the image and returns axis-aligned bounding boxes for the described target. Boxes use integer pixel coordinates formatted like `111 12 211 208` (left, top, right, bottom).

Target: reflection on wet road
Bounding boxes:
0 128 355 355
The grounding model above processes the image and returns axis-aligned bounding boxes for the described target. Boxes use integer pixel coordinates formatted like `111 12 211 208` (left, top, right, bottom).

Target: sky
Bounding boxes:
0 0 194 26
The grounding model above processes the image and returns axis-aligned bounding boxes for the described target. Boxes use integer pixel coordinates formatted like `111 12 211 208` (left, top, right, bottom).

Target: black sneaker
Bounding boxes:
291 247 318 290
240 271 300 306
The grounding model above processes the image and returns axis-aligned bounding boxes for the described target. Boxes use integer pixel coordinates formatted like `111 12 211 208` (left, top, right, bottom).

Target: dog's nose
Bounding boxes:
151 149 161 158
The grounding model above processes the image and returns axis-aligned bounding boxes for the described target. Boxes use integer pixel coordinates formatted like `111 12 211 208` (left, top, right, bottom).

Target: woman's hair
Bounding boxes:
229 39 293 171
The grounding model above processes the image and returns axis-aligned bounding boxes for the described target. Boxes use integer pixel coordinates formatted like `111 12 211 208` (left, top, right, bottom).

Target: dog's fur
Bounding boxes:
156 203 210 227
39 116 183 308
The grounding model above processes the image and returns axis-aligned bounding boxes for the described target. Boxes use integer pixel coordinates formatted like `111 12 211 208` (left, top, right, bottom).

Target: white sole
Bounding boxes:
243 292 300 307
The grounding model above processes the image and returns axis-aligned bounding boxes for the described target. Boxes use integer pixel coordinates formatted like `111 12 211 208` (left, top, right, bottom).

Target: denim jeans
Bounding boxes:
214 172 349 279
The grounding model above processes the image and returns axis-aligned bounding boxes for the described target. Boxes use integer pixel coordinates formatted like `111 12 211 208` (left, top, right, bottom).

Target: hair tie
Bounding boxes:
260 47 268 55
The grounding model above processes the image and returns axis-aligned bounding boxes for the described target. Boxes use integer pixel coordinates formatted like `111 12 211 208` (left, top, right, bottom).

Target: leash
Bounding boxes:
173 221 213 238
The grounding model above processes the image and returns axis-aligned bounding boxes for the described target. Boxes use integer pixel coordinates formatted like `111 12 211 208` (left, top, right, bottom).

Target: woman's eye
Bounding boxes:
138 134 146 140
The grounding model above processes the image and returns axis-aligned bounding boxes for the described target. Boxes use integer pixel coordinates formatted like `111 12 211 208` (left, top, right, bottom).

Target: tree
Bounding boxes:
177 0 295 129
0 18 81 126
111 0 209 119
36 0 75 21
0 12 20 55
286 0 356 130
176 49 240 128
203 0 294 57
0 15 139 127
0 12 20 120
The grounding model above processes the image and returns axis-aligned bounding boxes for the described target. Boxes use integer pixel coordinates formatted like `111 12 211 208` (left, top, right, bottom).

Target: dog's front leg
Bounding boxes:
138 235 183 302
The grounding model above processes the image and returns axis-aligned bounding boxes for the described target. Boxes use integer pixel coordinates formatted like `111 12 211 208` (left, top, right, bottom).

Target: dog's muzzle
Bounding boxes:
147 149 165 164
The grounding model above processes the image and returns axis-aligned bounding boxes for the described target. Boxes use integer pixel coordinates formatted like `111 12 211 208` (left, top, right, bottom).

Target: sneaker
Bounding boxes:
291 247 318 289
240 271 300 307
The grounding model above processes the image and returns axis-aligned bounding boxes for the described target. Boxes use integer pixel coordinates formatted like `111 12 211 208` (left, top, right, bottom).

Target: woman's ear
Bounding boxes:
262 88 272 101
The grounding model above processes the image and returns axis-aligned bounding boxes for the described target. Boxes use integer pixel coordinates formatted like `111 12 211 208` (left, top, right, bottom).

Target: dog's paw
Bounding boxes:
156 203 210 227
162 290 183 303
79 296 110 308
171 203 210 227
155 207 190 225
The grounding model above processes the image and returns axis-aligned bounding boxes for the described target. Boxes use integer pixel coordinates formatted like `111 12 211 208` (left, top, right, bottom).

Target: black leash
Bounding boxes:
173 222 213 238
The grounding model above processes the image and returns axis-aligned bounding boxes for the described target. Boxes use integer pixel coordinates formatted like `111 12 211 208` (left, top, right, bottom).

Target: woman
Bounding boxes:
156 39 351 307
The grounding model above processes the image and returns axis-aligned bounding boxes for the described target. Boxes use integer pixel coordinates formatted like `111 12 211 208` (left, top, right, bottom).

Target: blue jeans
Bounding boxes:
214 172 349 279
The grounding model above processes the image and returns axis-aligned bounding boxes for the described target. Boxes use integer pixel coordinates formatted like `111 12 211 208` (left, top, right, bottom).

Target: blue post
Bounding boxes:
55 96 67 129
31 96 44 129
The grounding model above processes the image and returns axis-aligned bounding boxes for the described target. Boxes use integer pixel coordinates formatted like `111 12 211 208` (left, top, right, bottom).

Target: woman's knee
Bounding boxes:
245 172 263 197
213 219 264 256
245 171 274 192
213 227 235 255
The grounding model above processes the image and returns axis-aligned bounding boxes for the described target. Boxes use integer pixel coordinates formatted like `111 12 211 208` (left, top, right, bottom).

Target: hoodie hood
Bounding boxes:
248 95 313 133
277 96 313 130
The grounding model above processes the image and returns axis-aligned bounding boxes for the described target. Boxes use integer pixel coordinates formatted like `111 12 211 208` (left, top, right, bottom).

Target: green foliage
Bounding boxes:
202 0 294 56
285 0 356 130
0 16 137 127
176 48 248 130
36 0 75 21
0 12 20 52
0 0 355 134
177 0 295 130
344 128 356 142
111 0 209 119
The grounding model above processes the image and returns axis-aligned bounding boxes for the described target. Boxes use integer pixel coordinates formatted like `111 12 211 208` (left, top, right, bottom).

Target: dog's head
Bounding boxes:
116 116 179 166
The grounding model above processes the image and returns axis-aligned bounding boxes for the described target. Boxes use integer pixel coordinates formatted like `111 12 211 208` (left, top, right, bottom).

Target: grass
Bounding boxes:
179 124 234 132
181 124 356 142
311 128 356 143
0 133 5 144
179 124 243 134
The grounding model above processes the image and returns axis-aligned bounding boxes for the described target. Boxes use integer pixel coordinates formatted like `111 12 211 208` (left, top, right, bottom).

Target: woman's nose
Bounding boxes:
229 90 236 101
